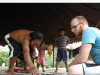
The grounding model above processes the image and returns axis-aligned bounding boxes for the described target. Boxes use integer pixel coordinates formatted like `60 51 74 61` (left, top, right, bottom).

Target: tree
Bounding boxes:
0 49 10 66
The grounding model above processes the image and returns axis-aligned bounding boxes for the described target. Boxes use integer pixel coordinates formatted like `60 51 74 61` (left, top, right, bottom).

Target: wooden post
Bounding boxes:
53 42 55 68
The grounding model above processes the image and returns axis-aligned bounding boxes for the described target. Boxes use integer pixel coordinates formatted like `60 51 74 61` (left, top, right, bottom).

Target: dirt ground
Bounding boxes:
0 66 67 75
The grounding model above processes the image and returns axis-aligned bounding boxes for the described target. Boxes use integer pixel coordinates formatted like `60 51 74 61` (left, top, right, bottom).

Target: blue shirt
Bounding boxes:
82 27 100 64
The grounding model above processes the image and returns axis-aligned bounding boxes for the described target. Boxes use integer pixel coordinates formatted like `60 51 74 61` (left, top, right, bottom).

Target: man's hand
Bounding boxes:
32 51 37 58
29 66 38 75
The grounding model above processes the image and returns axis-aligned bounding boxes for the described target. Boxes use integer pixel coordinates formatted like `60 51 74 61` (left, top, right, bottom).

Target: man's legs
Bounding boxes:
23 63 30 73
54 61 59 73
68 64 83 75
8 56 17 75
62 50 68 72
65 62 68 72
42 65 46 72
54 49 62 73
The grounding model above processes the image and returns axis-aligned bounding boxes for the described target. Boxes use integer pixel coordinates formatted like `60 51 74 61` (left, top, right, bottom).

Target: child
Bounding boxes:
54 28 70 73
36 41 49 72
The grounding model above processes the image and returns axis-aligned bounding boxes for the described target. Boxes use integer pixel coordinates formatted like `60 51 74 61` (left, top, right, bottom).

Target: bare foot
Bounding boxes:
66 70 68 72
43 70 46 72
54 70 58 73
7 70 15 75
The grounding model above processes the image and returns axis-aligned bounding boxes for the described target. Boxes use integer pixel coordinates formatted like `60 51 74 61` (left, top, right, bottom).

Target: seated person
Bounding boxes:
68 16 100 75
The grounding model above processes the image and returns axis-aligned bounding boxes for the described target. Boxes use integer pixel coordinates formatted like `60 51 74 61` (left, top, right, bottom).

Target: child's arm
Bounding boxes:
54 36 59 45
66 39 70 46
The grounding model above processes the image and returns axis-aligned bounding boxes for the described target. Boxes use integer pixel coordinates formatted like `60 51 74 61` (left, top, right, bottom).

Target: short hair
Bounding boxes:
30 31 44 41
71 16 89 26
59 28 65 32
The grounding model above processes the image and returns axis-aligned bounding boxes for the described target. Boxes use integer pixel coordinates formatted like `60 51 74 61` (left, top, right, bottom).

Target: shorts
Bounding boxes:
4 34 33 60
82 63 100 75
56 49 67 62
36 55 45 65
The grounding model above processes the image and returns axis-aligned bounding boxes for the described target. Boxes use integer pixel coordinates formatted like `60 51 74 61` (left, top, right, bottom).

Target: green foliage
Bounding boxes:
59 61 66 68
0 50 10 66
45 54 53 67
45 47 71 68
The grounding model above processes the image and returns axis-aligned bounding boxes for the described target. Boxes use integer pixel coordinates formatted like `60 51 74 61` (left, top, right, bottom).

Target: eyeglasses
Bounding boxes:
71 23 81 31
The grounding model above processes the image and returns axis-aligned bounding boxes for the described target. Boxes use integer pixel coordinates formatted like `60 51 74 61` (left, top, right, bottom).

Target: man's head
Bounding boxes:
59 28 65 37
30 31 44 48
70 16 89 37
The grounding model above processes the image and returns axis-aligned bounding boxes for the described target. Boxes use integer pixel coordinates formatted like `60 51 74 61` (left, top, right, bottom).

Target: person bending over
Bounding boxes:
4 29 44 75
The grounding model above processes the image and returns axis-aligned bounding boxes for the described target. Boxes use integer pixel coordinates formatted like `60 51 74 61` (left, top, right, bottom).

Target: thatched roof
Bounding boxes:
0 3 100 45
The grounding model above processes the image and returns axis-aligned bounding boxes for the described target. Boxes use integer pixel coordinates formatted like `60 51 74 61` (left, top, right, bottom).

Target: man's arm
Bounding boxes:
32 47 37 58
22 39 35 68
54 36 58 44
66 39 70 46
22 37 38 75
68 43 92 68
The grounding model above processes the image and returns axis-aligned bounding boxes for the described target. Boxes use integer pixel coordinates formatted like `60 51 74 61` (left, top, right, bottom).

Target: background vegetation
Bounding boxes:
0 49 9 66
45 47 71 68
0 44 78 68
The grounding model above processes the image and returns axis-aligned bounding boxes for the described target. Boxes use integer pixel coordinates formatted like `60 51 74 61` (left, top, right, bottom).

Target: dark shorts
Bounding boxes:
4 34 33 60
56 49 67 62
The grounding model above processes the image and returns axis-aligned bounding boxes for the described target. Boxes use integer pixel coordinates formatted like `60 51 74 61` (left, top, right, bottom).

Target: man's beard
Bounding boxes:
75 32 82 37
76 27 82 37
